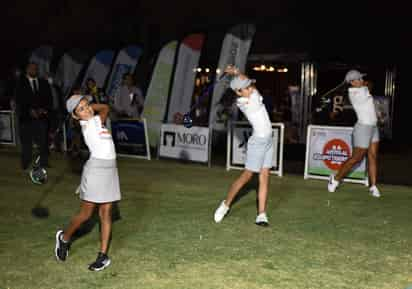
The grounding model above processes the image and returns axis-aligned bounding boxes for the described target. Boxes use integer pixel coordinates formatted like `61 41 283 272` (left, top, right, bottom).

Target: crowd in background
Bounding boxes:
0 62 145 170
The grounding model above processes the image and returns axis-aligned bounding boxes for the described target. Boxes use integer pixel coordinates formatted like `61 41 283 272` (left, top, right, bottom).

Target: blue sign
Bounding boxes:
111 120 148 157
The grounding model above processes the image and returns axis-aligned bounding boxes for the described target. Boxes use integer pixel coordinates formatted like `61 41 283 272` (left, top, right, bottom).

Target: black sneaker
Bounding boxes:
55 230 70 261
88 252 111 271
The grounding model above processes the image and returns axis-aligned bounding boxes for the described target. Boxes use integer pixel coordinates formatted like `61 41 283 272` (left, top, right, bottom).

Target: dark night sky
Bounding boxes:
2 0 411 69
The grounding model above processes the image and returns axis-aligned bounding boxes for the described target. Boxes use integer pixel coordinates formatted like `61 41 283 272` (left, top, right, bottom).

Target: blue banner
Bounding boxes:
111 119 148 157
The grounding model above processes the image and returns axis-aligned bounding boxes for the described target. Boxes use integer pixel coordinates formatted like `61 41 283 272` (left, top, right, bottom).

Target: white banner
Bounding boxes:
105 45 143 100
209 24 256 131
29 46 53 78
159 124 210 163
167 34 205 122
143 41 178 147
0 110 15 145
54 51 86 97
81 50 115 89
227 122 284 176
304 125 367 184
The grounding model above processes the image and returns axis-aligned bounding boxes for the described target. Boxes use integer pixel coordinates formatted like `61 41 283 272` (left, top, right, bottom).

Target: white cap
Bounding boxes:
230 76 255 91
66 95 85 114
344 70 366 83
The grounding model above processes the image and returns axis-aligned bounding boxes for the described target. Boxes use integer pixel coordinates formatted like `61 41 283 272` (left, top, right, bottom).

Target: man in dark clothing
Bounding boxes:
15 62 52 170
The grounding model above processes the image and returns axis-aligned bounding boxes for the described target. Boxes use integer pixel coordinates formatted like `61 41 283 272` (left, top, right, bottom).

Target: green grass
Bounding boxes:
1 147 412 289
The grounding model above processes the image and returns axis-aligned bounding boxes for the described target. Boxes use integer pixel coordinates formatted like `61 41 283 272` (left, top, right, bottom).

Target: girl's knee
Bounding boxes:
99 205 112 220
368 151 377 160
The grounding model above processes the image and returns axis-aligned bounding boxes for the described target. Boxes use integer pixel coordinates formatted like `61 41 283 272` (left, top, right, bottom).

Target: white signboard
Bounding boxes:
304 125 367 185
227 122 284 176
159 124 210 163
0 111 15 145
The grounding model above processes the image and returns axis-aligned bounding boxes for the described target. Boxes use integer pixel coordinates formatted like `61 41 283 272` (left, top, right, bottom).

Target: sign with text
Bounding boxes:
159 124 210 163
304 125 367 184
111 118 150 160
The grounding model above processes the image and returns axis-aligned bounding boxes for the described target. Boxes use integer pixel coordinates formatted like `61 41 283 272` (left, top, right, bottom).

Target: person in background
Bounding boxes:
112 73 144 119
15 62 52 170
84 78 105 104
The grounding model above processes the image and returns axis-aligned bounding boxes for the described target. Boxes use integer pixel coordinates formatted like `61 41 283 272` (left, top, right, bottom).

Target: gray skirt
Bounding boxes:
80 158 121 203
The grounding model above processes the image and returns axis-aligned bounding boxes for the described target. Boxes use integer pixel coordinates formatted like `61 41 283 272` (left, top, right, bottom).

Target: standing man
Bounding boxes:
112 73 144 119
328 70 381 197
15 62 52 170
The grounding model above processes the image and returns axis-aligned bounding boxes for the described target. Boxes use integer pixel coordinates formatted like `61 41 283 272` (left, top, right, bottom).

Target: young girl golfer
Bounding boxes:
214 66 273 226
55 95 121 271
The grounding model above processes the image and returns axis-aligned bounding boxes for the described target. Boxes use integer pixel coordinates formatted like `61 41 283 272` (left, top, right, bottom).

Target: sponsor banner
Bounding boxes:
106 45 143 99
0 111 15 144
167 34 205 122
209 24 256 131
29 46 53 78
232 127 279 168
111 119 150 159
305 125 366 180
143 41 178 147
159 124 209 163
54 50 87 97
81 50 115 89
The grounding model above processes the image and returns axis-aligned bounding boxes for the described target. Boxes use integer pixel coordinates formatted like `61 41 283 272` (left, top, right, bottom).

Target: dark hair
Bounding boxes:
25 62 38 69
86 77 96 83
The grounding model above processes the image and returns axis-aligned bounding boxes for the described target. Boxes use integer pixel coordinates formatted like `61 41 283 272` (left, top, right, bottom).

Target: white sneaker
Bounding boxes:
214 201 229 223
255 212 269 226
328 175 340 193
369 185 381 198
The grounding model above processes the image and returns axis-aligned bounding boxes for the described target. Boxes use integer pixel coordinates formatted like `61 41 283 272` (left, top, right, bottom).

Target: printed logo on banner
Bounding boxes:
116 130 128 142
159 124 210 163
164 131 176 147
313 138 350 170
163 131 207 148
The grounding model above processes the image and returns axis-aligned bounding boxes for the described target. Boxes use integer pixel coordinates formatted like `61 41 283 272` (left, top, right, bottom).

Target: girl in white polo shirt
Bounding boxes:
214 66 273 226
55 95 121 271
328 70 381 197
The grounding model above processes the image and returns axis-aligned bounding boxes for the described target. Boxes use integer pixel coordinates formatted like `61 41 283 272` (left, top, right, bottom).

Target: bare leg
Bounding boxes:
257 168 270 214
335 147 368 182
224 170 254 207
63 201 96 241
367 142 379 187
98 203 112 254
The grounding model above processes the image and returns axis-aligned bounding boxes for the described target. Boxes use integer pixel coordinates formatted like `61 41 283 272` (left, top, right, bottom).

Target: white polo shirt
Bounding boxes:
236 89 272 138
80 115 116 160
348 86 377 126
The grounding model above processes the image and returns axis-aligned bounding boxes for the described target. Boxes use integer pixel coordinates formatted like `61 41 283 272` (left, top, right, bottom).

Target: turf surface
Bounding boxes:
1 148 412 289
